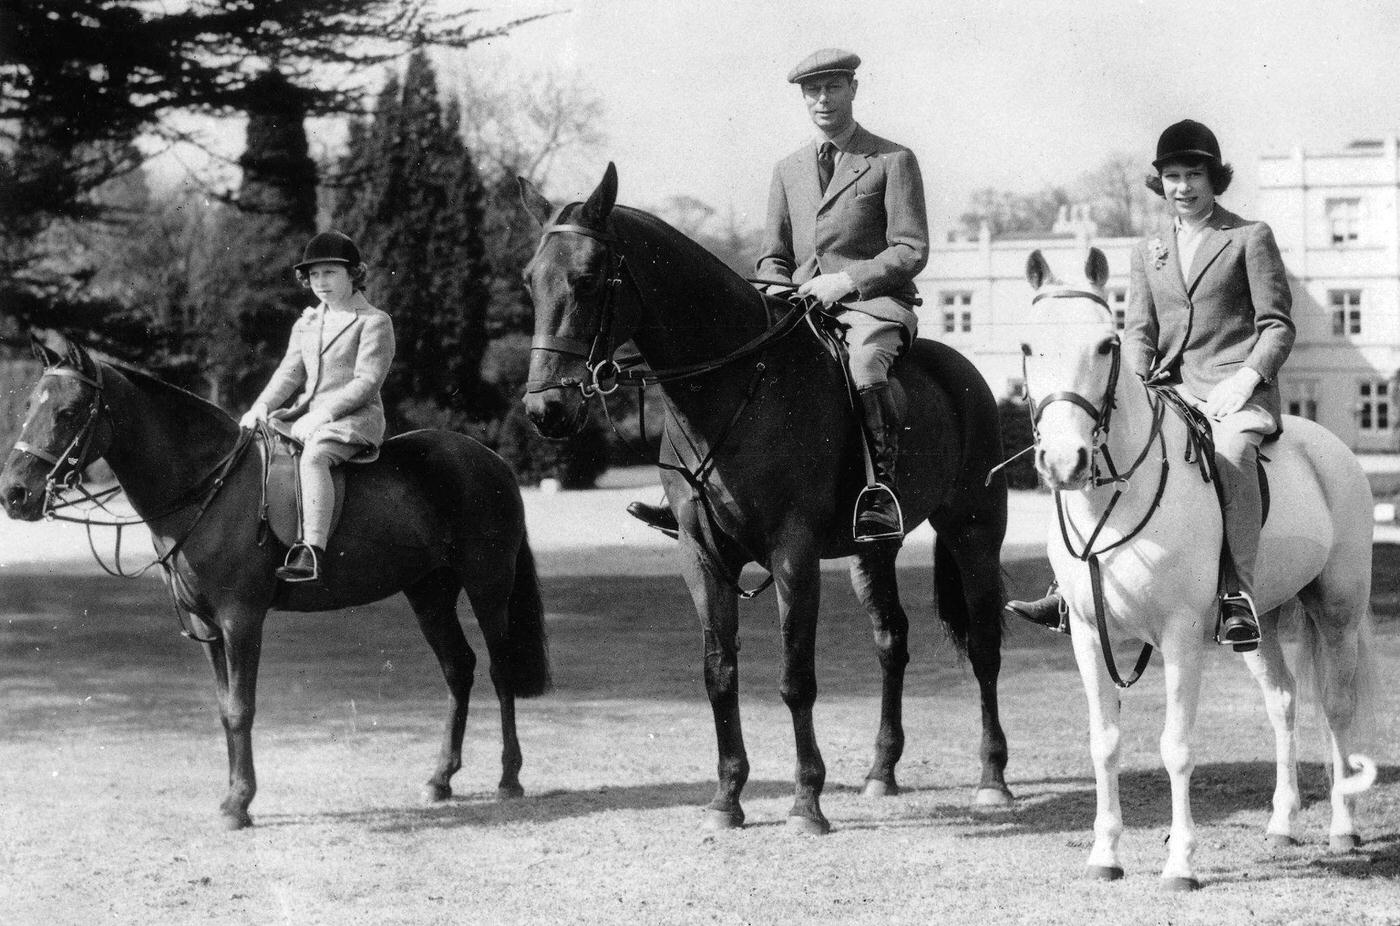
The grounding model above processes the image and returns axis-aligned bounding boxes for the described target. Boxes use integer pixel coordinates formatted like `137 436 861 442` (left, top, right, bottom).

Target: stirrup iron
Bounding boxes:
853 483 904 543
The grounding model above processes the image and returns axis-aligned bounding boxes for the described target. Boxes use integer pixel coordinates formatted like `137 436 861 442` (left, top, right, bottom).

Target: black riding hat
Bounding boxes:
293 231 361 272
1152 119 1221 170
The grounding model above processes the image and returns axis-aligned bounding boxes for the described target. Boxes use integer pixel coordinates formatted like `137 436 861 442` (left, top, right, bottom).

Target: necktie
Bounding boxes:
818 142 835 195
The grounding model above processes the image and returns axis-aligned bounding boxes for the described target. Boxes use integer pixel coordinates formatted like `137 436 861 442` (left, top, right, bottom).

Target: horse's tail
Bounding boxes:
503 534 553 698
932 537 973 657
1297 602 1378 796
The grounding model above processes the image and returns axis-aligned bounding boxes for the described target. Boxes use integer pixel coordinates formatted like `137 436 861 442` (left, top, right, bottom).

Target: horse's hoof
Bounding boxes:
1267 833 1299 849
497 783 525 801
786 814 831 836
975 786 1015 808
862 778 899 798
1329 833 1362 853
700 808 744 831
1161 876 1201 892
1086 865 1124 882
220 810 253 831
421 783 452 804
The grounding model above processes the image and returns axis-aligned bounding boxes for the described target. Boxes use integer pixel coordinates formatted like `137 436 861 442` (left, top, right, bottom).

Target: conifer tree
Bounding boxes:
330 50 493 433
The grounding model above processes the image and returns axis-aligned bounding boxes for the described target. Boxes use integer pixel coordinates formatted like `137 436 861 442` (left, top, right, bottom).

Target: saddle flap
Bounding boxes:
261 432 346 549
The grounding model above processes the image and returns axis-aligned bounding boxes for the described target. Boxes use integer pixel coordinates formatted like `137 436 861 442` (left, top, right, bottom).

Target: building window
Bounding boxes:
1286 381 1318 421
1326 198 1360 245
1109 288 1127 330
1329 290 1362 337
1358 380 1391 433
939 291 972 334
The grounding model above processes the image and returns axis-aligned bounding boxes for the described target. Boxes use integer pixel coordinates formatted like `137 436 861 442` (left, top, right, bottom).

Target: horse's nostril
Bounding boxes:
3 484 28 511
1076 447 1088 473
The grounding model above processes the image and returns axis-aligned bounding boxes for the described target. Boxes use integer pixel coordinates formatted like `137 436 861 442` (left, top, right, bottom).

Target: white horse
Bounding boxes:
1020 247 1378 891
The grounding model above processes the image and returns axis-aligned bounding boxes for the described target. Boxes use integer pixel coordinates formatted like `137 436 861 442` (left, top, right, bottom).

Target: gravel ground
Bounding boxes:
1 471 1397 925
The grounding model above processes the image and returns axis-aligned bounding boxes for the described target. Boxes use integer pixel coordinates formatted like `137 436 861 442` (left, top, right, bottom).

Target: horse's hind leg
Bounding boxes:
1299 576 1375 852
465 577 528 800
850 546 908 797
1240 607 1301 846
404 569 476 803
942 535 1012 806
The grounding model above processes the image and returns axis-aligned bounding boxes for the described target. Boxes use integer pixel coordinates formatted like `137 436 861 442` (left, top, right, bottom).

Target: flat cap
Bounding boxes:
787 48 861 84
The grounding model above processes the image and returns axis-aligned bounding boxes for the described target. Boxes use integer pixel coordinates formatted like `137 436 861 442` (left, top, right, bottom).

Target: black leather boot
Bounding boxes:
1005 586 1069 634
626 501 679 539
276 543 324 583
854 384 904 543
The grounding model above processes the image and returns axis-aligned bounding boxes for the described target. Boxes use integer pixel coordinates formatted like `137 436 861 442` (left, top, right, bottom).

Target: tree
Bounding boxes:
330 51 494 433
956 153 1156 240
1 0 544 348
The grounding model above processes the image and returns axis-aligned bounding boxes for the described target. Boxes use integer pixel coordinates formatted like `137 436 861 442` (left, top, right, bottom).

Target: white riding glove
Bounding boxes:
797 271 856 307
1205 367 1262 418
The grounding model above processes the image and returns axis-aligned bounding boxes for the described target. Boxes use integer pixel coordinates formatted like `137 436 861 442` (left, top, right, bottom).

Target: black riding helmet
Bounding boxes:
293 231 361 272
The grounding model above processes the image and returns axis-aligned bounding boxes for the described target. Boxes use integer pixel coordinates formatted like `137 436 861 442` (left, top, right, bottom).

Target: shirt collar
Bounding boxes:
1174 205 1216 236
815 122 859 153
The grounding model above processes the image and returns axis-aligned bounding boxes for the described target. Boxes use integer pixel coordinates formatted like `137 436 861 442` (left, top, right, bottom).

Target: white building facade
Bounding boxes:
917 143 1400 453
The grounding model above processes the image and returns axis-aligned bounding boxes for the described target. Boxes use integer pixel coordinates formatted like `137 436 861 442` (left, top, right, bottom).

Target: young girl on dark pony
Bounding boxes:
240 230 395 583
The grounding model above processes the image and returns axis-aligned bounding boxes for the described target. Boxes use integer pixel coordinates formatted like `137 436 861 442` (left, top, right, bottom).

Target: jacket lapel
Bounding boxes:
1153 219 1189 296
818 126 872 212
1184 206 1236 295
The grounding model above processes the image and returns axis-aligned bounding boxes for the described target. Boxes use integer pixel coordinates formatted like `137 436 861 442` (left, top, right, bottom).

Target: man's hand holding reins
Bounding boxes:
797 271 855 306
1205 366 1262 418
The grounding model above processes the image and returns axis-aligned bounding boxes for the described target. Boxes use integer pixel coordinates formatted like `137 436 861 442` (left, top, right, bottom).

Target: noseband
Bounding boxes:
10 365 107 515
526 219 629 398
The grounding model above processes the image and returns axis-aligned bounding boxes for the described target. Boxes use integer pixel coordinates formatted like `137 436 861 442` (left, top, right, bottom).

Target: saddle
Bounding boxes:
254 424 346 549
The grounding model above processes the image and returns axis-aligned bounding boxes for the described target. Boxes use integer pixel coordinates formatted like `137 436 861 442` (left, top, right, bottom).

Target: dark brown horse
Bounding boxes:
0 337 551 829
519 165 1012 834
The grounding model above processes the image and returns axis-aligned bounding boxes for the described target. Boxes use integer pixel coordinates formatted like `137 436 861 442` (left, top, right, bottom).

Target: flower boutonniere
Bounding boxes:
1149 238 1170 271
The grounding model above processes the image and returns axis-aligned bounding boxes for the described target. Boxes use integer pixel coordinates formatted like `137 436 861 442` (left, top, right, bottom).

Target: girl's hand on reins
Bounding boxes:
1205 367 1262 418
238 402 269 430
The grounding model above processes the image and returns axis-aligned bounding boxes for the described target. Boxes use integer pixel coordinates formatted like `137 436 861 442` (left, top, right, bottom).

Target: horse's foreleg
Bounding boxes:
211 609 265 830
408 571 479 802
679 545 748 830
1241 608 1300 846
774 540 828 835
1069 612 1125 880
849 548 907 797
1158 638 1204 890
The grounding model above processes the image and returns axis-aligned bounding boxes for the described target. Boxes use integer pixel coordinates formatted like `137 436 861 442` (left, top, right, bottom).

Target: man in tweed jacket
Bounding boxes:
757 48 930 542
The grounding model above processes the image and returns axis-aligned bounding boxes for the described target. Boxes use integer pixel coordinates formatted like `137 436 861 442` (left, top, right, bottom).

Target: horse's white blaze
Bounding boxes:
1025 249 1376 887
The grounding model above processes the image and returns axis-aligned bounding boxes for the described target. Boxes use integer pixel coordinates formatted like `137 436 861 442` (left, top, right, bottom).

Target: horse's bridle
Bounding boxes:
1024 288 1123 483
10 364 109 517
525 217 630 398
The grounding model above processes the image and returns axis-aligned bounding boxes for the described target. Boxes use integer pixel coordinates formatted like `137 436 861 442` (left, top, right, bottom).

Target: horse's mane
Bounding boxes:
107 359 237 426
567 202 766 307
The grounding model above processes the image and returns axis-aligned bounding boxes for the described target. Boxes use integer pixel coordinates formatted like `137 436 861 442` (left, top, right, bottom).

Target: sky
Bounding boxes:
154 0 1400 239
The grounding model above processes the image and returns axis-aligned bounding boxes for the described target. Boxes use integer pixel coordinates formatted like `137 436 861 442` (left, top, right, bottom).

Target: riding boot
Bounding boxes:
626 500 679 538
1005 584 1069 634
854 383 904 543
1217 446 1264 653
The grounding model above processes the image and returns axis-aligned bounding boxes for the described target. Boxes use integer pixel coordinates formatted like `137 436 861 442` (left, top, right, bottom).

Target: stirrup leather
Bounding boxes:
1214 590 1260 645
853 483 904 542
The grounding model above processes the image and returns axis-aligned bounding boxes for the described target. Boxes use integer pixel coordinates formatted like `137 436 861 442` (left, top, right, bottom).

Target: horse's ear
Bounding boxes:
63 337 96 378
1026 250 1053 290
30 333 61 368
1085 247 1110 287
517 176 552 227
580 162 618 227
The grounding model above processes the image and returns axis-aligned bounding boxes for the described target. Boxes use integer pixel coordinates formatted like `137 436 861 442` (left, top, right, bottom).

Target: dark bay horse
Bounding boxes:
0 337 551 829
519 164 1012 834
